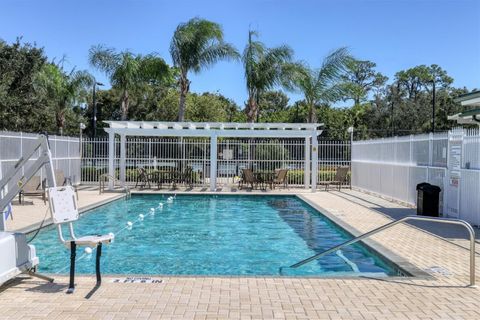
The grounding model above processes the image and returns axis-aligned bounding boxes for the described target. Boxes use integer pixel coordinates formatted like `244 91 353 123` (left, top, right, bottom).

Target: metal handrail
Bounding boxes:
99 174 130 198
286 215 476 287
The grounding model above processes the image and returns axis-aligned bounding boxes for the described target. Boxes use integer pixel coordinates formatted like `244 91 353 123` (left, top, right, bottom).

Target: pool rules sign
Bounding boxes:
445 130 463 218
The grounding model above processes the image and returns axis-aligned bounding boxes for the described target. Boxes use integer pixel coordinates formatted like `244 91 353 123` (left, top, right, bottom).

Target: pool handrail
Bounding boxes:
287 215 476 287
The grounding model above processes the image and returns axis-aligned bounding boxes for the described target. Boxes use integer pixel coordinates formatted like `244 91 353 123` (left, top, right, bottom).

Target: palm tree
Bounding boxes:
170 18 239 121
89 45 170 120
243 30 298 123
36 63 93 134
294 48 352 123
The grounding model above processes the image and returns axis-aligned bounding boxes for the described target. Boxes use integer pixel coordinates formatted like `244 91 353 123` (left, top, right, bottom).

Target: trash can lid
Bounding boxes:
416 182 431 190
416 183 441 192
427 185 441 192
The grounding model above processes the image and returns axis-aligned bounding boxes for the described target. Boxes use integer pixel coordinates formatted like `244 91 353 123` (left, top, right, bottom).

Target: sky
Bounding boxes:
1 0 479 107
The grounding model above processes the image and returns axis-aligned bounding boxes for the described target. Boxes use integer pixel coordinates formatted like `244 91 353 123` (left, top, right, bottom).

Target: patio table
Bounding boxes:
254 171 276 190
150 169 180 189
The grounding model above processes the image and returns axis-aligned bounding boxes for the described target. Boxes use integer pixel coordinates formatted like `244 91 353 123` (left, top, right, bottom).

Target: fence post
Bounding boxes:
428 132 433 183
19 132 23 181
304 137 311 189
409 134 414 204
120 134 126 186
349 128 354 189
210 133 218 191
108 132 115 189
311 135 318 192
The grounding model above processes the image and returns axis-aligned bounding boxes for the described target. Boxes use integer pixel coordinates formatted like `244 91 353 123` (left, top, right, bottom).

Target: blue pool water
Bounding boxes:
31 195 399 276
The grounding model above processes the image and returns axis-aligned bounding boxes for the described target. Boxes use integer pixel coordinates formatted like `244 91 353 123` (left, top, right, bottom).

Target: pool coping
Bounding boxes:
32 191 432 280
296 194 432 279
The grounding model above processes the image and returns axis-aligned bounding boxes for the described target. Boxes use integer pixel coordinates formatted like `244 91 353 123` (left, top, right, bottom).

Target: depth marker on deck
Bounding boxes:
110 277 163 283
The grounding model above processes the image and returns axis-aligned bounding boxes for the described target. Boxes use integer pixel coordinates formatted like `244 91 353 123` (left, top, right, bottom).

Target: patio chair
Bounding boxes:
135 167 152 189
272 169 289 189
239 168 258 189
18 176 46 204
171 168 185 189
181 166 194 187
54 170 79 199
318 166 350 191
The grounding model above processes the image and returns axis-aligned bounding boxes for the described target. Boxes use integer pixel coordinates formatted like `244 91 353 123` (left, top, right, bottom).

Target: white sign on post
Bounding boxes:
222 149 233 160
445 132 463 218
449 141 461 188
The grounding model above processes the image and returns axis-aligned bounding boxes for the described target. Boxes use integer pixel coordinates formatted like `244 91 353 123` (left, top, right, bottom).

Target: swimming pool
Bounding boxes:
31 194 402 276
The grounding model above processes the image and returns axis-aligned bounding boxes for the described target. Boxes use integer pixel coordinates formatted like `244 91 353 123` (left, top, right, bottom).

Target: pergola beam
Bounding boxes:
104 128 320 138
105 121 322 131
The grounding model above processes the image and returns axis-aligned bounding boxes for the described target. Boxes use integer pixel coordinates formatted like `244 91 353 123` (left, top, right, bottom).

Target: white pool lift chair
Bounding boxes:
48 186 114 294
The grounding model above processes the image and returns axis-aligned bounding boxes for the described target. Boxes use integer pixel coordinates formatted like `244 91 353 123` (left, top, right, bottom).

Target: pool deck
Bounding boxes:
5 187 125 233
1 187 480 319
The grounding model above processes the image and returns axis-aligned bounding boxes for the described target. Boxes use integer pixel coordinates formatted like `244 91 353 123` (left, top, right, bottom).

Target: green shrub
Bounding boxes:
286 169 350 185
81 166 108 182
125 168 202 184
287 170 304 185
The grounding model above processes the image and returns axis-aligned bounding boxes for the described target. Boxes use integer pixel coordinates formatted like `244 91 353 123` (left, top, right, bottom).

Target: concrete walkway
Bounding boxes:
6 187 124 233
331 190 480 245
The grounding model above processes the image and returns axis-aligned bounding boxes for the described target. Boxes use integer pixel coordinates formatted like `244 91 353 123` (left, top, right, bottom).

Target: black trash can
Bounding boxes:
416 183 441 216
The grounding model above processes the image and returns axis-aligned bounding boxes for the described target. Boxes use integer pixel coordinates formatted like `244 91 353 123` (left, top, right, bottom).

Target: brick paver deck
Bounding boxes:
1 189 479 319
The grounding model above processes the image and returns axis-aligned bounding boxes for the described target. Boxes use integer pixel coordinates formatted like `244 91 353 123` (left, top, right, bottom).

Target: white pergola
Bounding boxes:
104 121 323 192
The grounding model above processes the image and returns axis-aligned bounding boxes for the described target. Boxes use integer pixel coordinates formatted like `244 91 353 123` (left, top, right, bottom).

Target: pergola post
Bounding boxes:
304 137 311 189
311 133 318 192
120 134 126 186
210 133 218 191
108 131 115 190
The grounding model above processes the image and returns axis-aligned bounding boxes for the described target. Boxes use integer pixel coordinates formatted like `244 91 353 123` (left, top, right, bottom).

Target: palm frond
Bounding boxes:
110 52 140 90
253 45 294 92
291 47 352 107
197 43 240 72
88 44 120 76
139 54 172 85
280 62 305 92
170 17 237 74
315 47 351 91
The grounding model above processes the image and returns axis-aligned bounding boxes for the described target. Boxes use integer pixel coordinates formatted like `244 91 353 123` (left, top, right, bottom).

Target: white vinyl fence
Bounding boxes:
0 131 81 192
81 137 351 188
352 128 480 226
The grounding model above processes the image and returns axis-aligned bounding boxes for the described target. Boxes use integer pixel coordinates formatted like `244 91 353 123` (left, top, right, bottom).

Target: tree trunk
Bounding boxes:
308 102 317 123
56 113 65 135
121 90 129 120
56 104 66 135
178 74 190 122
246 96 257 123
354 96 360 106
